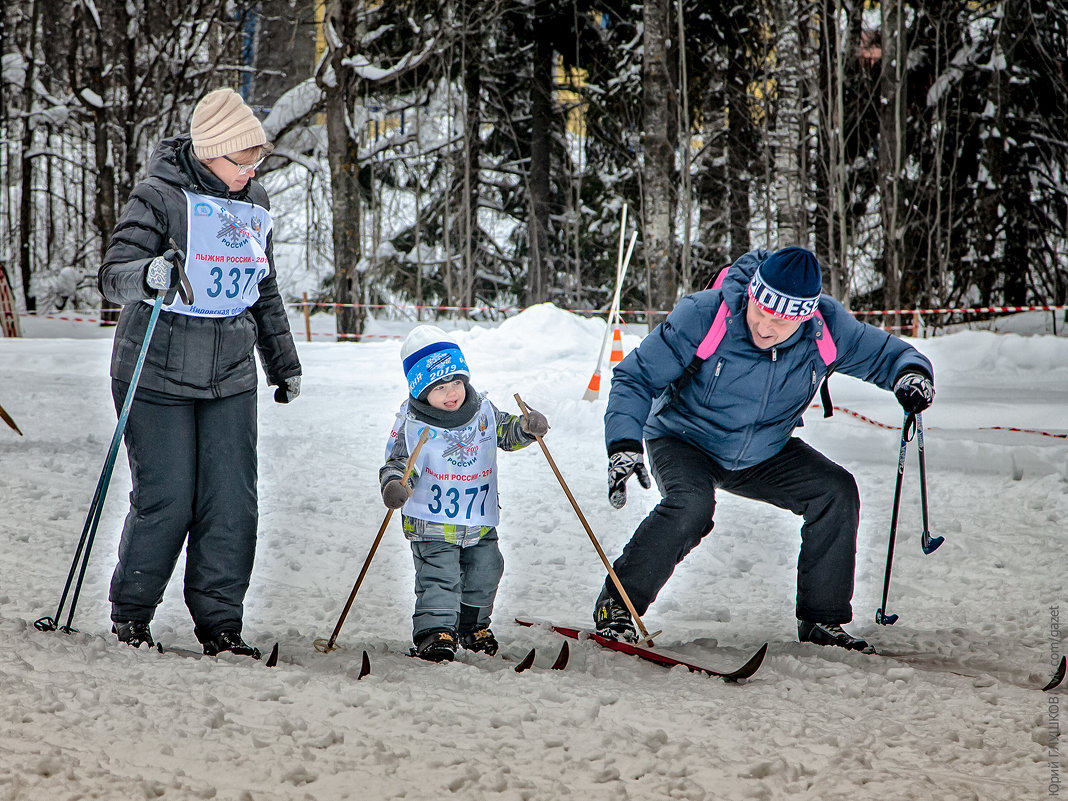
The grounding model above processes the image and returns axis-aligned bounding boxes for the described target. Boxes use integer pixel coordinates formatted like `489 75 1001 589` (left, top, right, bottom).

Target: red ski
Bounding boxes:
515 618 767 682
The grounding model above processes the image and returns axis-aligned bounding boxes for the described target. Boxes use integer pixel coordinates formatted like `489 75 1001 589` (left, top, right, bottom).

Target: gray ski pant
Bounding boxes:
109 382 258 642
600 436 861 624
410 529 504 642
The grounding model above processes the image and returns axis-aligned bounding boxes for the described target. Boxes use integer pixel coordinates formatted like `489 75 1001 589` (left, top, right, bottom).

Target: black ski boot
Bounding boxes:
459 628 499 656
113 620 154 649
797 620 875 654
203 631 262 659
413 628 458 662
458 603 498 655
593 589 638 643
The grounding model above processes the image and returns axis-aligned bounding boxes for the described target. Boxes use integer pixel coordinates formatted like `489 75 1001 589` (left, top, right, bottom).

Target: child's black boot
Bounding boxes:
413 628 458 662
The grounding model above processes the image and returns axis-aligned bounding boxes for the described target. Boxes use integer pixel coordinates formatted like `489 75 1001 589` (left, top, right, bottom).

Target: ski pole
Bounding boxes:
916 414 944 554
314 427 431 653
35 291 168 635
514 393 658 647
875 412 916 626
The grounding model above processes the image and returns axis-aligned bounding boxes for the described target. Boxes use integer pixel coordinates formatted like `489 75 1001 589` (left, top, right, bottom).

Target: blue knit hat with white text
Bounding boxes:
747 247 823 321
400 325 470 400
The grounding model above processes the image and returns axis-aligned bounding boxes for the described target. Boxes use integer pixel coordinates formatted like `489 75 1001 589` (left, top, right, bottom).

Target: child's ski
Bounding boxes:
515 618 766 681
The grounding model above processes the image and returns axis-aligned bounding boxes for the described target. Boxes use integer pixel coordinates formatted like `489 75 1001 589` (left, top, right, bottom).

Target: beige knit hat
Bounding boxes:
190 88 268 159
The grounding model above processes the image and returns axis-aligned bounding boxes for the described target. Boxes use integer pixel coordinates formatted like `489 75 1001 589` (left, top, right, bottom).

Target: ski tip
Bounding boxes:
1042 655 1066 692
265 642 279 668
551 641 569 670
358 650 371 680
722 642 769 682
514 647 537 673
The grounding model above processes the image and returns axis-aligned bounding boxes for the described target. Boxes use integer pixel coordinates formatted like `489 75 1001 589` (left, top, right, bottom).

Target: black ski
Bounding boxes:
872 649 1064 692
156 640 279 667
1043 655 1066 692
403 642 568 673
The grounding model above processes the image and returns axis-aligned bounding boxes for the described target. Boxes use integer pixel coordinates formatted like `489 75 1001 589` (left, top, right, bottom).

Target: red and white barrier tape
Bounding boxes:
18 301 1068 322
817 403 1066 439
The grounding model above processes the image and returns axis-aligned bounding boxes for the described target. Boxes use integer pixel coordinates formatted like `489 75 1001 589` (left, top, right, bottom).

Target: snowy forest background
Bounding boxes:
2 0 1067 338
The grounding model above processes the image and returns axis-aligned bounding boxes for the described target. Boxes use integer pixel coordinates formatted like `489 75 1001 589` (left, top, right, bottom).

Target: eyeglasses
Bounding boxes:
222 153 267 174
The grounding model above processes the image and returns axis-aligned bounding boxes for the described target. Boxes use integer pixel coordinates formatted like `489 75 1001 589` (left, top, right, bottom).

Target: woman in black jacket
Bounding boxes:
97 87 302 658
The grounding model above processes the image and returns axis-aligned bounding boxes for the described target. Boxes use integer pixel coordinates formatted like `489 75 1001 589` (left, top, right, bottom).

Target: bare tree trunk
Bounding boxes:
527 0 553 305
695 88 727 269
82 5 116 260
641 0 678 317
323 0 364 339
17 0 41 312
675 0 692 293
879 0 905 328
771 0 808 248
726 43 752 258
461 10 482 311
816 0 852 303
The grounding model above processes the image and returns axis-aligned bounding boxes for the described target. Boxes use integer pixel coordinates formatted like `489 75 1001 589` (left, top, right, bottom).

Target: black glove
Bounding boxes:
520 407 550 437
607 445 651 509
274 376 301 404
382 479 412 509
893 371 934 414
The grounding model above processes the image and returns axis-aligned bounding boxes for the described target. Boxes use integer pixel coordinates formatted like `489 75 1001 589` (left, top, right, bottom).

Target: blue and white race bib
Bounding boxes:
385 399 500 527
163 191 273 317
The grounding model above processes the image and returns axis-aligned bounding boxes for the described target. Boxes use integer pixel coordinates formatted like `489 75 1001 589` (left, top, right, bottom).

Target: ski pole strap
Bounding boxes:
166 237 194 306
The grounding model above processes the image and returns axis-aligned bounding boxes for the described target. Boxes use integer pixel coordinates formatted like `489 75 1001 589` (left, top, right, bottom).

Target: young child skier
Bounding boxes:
380 326 549 662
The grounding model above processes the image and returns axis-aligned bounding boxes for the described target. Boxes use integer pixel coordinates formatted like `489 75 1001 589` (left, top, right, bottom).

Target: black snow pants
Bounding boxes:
600 435 861 624
109 382 258 642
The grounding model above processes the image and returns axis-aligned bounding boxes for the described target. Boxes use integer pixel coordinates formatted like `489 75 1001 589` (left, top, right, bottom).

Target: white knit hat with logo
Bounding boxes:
190 88 269 159
400 326 470 400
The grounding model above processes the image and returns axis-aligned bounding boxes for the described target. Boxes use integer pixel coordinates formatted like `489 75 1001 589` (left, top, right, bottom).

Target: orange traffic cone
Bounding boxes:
609 326 624 367
582 369 602 401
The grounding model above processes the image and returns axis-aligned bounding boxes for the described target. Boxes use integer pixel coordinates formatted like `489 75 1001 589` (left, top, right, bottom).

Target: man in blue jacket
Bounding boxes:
597 246 934 652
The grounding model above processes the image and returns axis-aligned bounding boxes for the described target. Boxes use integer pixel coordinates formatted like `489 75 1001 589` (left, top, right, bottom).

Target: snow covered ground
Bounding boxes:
1 304 1065 800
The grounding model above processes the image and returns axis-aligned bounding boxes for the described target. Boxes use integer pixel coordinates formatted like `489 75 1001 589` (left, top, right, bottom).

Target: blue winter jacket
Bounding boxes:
604 250 934 470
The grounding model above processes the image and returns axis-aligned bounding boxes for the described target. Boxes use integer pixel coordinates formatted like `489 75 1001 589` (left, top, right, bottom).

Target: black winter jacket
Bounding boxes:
98 135 301 398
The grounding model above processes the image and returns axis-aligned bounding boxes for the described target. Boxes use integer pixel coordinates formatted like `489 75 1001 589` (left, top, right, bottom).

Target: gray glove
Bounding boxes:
521 408 549 437
274 376 301 404
145 247 184 294
608 448 651 509
893 371 934 414
382 479 412 509
145 254 178 291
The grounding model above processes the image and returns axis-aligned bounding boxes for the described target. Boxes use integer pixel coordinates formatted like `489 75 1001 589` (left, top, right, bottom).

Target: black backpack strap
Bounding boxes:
819 370 835 418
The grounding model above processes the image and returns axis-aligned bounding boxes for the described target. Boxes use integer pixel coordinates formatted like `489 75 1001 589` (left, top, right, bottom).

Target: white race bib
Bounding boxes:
385 400 501 527
163 191 273 317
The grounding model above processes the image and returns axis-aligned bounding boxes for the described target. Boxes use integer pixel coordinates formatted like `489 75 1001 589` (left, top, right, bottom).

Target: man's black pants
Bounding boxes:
601 436 860 624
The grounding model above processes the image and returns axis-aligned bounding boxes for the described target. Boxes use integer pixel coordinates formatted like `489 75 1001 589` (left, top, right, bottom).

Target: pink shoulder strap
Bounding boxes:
813 310 836 365
696 302 730 360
